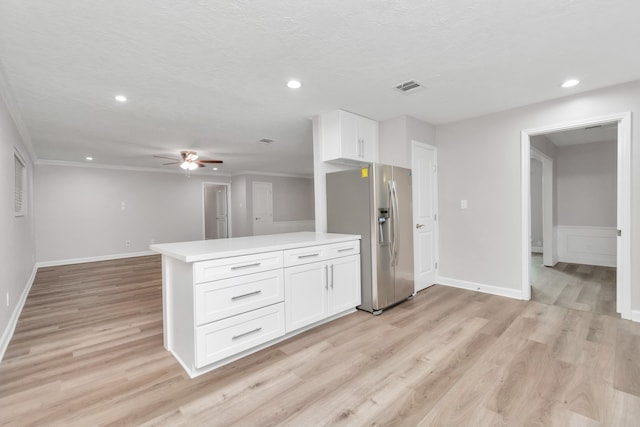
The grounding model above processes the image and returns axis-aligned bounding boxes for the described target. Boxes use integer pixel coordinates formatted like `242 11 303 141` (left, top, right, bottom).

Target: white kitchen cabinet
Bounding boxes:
321 109 378 165
284 248 361 333
151 232 361 378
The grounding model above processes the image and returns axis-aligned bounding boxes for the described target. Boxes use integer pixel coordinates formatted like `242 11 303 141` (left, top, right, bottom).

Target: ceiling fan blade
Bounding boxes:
197 163 206 168
198 160 224 164
154 155 180 161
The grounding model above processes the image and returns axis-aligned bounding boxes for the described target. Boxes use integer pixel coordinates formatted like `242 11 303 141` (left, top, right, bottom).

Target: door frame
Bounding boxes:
530 147 554 267
520 112 631 320
202 182 232 239
411 140 439 292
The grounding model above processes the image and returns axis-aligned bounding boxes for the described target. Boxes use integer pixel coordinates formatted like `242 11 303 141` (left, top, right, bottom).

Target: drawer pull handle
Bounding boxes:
231 290 262 301
231 262 261 270
298 253 320 259
232 327 262 340
337 247 354 252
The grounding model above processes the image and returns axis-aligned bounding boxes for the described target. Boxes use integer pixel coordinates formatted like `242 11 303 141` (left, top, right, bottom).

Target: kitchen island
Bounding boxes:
150 231 361 377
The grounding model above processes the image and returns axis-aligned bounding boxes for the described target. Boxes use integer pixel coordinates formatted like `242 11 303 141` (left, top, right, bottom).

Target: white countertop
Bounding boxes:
149 231 361 262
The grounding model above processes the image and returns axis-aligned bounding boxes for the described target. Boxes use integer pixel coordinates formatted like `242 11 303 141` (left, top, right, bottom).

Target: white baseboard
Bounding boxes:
0 265 37 362
37 250 156 268
557 225 616 267
531 246 543 253
631 310 640 323
437 276 524 300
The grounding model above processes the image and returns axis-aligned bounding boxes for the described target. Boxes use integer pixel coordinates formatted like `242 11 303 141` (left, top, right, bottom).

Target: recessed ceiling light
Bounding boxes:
85 156 93 161
115 94 127 102
561 79 580 88
286 80 302 89
212 167 218 171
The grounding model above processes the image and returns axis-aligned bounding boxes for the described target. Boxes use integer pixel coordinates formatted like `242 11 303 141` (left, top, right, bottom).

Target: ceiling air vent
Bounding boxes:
394 80 423 94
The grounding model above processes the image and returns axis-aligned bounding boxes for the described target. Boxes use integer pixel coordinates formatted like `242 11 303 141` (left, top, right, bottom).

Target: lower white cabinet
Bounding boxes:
284 254 361 332
153 233 361 378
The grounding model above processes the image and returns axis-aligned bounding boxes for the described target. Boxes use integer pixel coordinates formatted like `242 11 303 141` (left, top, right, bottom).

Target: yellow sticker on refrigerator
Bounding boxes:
361 167 368 178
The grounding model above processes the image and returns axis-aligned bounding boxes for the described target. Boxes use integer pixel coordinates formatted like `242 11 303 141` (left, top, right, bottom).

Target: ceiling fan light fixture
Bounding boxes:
180 161 198 171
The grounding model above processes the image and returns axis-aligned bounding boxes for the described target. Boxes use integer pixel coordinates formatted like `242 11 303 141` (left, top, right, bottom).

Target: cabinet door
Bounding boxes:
284 262 328 332
339 110 359 159
357 116 378 163
328 254 361 316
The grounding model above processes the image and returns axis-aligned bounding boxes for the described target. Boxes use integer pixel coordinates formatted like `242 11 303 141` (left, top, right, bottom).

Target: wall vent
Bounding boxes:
394 80 423 94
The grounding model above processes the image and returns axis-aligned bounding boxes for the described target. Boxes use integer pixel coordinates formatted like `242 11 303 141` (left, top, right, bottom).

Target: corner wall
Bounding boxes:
435 80 640 312
0 85 36 360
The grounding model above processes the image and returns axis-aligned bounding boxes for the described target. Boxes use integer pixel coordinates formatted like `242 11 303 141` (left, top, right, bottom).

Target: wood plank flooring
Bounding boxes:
531 253 617 316
1 255 639 426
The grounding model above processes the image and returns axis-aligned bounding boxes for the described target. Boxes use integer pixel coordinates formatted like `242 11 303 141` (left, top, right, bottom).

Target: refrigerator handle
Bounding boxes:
391 180 400 266
388 180 396 265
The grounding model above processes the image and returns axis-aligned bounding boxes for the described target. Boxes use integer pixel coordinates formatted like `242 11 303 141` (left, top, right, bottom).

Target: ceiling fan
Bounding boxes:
154 151 223 172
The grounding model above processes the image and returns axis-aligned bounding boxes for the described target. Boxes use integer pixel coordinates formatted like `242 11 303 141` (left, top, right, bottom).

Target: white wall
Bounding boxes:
530 158 543 250
379 115 436 168
0 86 36 358
231 173 314 237
557 140 617 227
34 164 230 264
436 80 640 313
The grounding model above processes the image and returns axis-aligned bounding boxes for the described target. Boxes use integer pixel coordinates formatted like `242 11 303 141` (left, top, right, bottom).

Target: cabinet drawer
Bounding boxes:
195 303 285 368
326 240 360 259
283 241 360 267
195 270 284 325
194 251 283 283
283 244 332 267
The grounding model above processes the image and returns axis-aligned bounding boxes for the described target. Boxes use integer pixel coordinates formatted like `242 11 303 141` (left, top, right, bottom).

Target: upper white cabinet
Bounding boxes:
321 109 379 165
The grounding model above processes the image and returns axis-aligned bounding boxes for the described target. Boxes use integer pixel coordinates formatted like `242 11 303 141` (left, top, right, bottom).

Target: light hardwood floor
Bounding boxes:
1 255 639 426
531 253 617 317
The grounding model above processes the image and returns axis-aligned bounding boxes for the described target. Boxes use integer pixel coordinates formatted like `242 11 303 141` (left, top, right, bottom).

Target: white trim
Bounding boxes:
530 147 554 267
36 250 156 268
0 265 37 362
521 112 632 320
231 170 313 179
557 225 616 267
632 310 640 323
35 159 233 177
437 276 524 300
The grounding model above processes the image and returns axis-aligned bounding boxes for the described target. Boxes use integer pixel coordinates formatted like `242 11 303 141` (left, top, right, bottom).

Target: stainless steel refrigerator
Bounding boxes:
327 164 414 314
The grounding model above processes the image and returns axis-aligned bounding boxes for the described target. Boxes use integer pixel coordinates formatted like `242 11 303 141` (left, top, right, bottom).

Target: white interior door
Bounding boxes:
216 187 228 238
412 141 438 292
252 181 273 235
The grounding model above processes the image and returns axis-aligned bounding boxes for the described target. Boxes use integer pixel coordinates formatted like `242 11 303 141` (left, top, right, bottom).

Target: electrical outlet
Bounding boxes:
125 240 132 248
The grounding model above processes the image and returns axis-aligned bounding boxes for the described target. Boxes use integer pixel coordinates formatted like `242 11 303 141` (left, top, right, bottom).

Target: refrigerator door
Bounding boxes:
373 164 395 310
326 167 376 312
392 166 415 301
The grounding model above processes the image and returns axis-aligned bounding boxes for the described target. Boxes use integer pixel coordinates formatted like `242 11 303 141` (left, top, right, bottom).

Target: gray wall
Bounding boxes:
557 140 617 226
530 135 558 228
0 88 36 353
34 165 230 263
530 158 543 247
231 174 314 237
379 115 436 168
436 80 640 314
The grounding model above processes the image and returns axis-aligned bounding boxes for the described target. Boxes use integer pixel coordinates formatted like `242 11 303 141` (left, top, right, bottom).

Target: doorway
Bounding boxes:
252 181 273 235
203 183 231 239
521 112 631 320
411 141 438 292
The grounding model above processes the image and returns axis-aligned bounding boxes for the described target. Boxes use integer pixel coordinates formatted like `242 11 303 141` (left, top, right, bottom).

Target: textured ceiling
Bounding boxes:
1 0 640 175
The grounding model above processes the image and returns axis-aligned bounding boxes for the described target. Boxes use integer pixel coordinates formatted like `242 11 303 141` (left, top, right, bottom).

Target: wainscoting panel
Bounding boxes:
557 225 616 267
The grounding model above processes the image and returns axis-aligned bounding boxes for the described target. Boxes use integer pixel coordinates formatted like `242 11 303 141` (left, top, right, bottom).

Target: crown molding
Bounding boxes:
35 159 233 176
